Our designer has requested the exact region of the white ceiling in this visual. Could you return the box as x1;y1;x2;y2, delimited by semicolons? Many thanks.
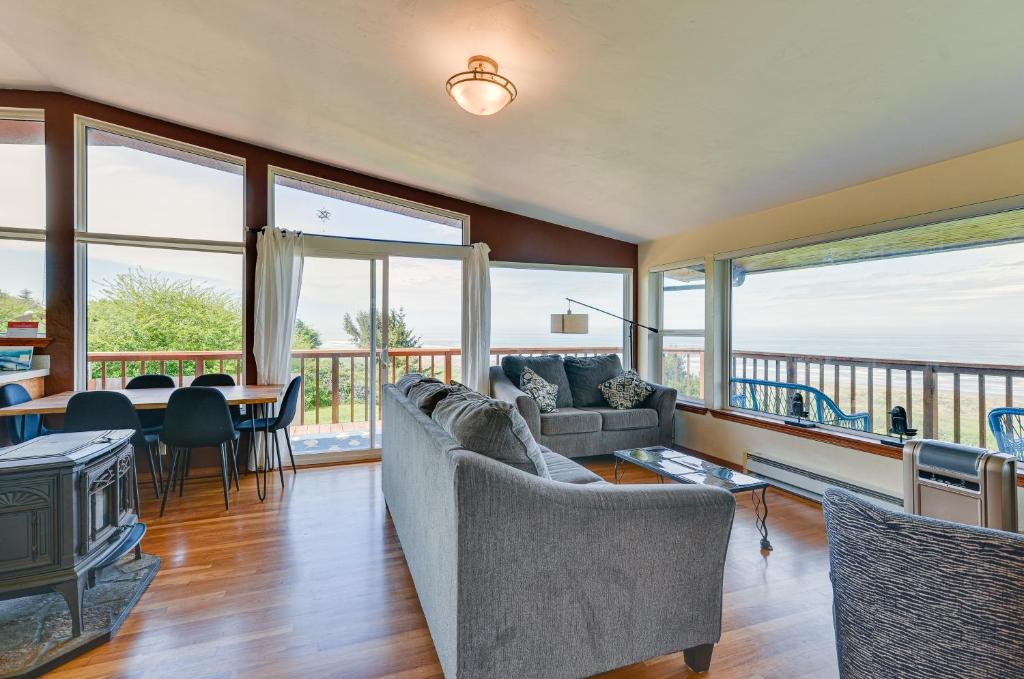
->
2;0;1024;243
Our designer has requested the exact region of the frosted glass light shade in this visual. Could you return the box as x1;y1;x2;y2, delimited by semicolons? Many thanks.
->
446;56;517;116
550;312;589;334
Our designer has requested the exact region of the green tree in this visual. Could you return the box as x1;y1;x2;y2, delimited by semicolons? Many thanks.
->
342;307;421;348
87;269;322;381
88;269;244;352
0;289;44;328
292;318;322;349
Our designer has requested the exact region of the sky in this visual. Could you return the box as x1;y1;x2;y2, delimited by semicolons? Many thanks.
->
1;133;1022;364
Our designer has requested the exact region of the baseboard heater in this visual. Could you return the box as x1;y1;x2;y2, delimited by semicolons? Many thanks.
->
745;452;903;511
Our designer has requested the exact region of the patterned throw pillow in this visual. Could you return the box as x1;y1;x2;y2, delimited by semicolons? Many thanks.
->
520;366;559;413
598;370;655;409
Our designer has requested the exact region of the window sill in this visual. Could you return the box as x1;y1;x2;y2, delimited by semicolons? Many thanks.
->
710;409;1024;488
675;401;708;415
709;408;906;460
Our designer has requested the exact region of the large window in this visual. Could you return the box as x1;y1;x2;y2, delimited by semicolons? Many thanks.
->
729;207;1024;449
271;168;466;245
0;111;46;333
490;264;630;364
78;119;245;389
651;264;705;403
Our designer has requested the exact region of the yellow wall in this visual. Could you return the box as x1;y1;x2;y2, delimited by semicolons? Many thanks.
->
640;136;1024;495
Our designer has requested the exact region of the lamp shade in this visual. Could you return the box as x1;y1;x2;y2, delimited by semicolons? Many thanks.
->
446;56;517;116
550;312;589;334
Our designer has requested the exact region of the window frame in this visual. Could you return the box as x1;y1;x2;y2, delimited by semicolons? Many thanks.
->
73;116;247;389
713;195;1024;443
648;259;707;405
268;165;471;247
0;108;47;335
490;260;634;366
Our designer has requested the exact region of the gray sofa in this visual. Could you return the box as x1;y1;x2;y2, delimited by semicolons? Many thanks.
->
382;383;735;679
489;354;677;458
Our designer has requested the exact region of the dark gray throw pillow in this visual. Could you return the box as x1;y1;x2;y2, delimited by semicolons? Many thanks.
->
501;354;573;409
432;391;550;478
563;354;623;406
407;380;453;415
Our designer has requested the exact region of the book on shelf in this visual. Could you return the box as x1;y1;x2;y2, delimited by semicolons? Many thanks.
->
5;321;39;338
0;347;33;371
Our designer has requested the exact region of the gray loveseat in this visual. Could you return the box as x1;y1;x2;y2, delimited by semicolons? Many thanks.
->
489;354;677;458
382;383;735;679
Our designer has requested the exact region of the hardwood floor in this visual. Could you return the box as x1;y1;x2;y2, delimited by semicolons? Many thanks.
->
50;459;838;678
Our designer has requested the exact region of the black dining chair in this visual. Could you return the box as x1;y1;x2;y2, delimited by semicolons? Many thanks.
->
0;383;55;444
125;374;175;494
191;373;243;423
159;387;239;516
63;390;149;506
237;375;302;484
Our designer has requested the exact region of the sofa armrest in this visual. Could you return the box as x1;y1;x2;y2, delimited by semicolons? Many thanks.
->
489;365;541;435
644;382;678;443
451;452;735;677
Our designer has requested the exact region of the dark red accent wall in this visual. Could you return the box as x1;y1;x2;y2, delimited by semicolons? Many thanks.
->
0;90;638;392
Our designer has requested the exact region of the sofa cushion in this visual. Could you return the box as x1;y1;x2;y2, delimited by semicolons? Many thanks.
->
599;370;655;409
501;354;574;409
563;354;623;406
539;408;602;436
582;406;659;431
520;367;559;413
541;449;604;484
432;391;550;478
407;380;453;415
395;373;442;396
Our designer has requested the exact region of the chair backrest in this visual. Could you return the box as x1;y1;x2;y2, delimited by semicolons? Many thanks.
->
989;407;1024;459
730;378;871;431
272;376;303;430
191;373;235;387
0;383;42;444
822;487;1024;678
63;390;147;450
160;386;235;448
125;374;175;430
125;374;176;390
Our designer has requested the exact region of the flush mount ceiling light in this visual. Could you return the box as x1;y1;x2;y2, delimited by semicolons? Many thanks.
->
446;55;517;116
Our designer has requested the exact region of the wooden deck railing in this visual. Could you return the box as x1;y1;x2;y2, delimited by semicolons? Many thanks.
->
87;346;619;429
88;346;1021;448
662;348;1022;448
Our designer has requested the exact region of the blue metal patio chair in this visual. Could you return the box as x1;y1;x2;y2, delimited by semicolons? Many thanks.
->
989;407;1024;459
730;377;871;431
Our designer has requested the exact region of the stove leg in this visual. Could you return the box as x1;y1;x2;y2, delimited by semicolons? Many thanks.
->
55;575;86;638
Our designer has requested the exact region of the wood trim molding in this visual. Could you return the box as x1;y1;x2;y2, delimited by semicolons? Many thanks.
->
0;337;51;348
709;408;904;460
676;401;709;415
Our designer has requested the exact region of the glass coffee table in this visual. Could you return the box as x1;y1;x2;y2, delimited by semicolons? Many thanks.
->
613;446;773;551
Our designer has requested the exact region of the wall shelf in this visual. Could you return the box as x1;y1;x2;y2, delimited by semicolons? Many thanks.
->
0;337;51;349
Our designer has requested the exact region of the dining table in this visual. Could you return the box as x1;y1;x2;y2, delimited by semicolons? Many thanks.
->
0;384;287;501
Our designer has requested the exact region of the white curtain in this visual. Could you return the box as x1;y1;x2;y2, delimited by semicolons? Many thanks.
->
254;227;304;384
462;242;491;393
253;227;304;463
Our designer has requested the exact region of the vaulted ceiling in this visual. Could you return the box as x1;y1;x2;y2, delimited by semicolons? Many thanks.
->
2;1;1024;243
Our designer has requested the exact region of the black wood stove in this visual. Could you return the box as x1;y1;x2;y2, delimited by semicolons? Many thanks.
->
0;429;146;636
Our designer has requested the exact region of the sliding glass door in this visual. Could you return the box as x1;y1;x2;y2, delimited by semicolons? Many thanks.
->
288;250;464;464
289;255;381;462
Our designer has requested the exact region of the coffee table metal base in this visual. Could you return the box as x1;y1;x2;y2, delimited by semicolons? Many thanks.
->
613;446;773;552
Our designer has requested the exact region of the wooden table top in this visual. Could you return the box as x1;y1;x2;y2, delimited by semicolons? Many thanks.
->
0;384;285;416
